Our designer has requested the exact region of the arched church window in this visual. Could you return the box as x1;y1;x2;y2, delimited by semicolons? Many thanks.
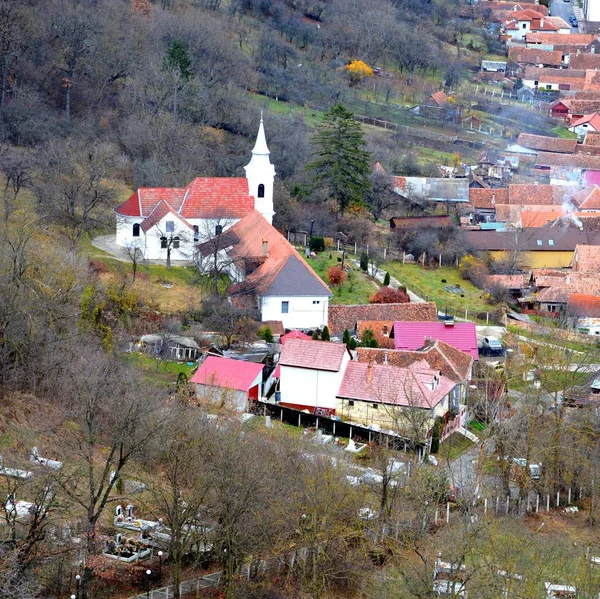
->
215;225;223;236
257;184;265;198
160;237;168;249
132;223;140;237
173;236;180;249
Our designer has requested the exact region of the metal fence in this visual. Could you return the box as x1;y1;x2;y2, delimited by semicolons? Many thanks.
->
127;571;221;599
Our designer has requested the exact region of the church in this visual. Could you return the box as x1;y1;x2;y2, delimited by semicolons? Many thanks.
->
114;117;276;260
114;118;332;329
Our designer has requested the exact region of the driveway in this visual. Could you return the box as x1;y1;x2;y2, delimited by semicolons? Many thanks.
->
91;235;194;266
550;0;579;31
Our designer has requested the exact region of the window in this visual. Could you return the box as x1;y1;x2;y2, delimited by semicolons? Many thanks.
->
193;225;199;241
522;23;527;28
371;403;378;409
382;325;389;337
548;239;554;246
257;184;265;198
173;236;180;249
132;223;140;237
160;236;168;249
165;221;174;233
546;85;552;91
312;300;320;305
215;224;223;236
281;301;289;314
536;239;542;246
348;400;354;407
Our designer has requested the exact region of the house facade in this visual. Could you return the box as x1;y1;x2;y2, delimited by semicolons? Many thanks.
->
278;339;350;415
114;118;276;261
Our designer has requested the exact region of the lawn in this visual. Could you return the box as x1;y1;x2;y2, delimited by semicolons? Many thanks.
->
123;352;196;386
308;251;379;305
550;127;578;139
384;262;498;321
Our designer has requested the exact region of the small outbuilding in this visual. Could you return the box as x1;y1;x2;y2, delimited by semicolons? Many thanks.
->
191;356;264;412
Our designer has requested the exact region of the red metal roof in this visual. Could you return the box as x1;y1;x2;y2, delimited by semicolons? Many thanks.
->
280;330;312;345
279;339;348;372
140;200;194;233
190;356;263;391
393;321;479;360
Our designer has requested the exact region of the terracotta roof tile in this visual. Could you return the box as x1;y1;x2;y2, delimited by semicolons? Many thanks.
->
140;200;193;233
568;293;600;317
570;112;600;130
337;360;455;409
328;302;438;336
279;339;348;371
508;47;563;66
535;152;600;169
469;188;508;208
485;274;529;288
507;183;569;205
570;55;600;71
572;244;600;272
390;216;453;229
515;133;577;154
356;321;396;349
520;209;565;227
356;340;473;383
526;33;595;46
430;91;449;106
572;186;600;210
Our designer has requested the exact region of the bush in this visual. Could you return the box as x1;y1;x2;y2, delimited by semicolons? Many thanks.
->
383;271;390;286
342;329;351;345
458;254;489;288
327;265;347;287
360;328;378;348
312;330;319;340
321;325;330;341
359;252;368;272
258;326;273;343
309;236;325;253
349;337;357;350
370;286;410;304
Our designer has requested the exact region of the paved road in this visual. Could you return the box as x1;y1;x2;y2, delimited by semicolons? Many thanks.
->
550;0;578;32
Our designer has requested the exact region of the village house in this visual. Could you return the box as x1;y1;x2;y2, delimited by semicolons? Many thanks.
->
196;210;331;329
411;91;462;123
502;9;570;40
336;360;459;435
191;356;264;412
522;66;587;92
568;112;600;137
327;302;438;339
393;320;479;360
572;188;600;213
549;98;600;123
525;32;596;51
468;188;509;223
567;293;600;335
533;151;600;185
480;60;508;80
277;339;350;416
508;47;564;70
138;334;200;361
569;53;600;71
113;117;276;260
392;177;470;204
505;133;577;156
474;151;519;185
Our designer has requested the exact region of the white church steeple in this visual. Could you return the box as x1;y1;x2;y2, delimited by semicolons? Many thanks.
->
244;112;276;224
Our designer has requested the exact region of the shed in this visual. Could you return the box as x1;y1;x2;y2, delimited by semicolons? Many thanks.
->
139;334;200;361
191;356;264;412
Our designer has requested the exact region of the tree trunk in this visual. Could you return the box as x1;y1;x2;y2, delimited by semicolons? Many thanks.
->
1;53;9;106
167;246;171;270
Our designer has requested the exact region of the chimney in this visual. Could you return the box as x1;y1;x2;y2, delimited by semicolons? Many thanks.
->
383;350;388;365
262;240;268;255
367;362;373;384
444;319;455;327
566;275;571;284
540;17;544;27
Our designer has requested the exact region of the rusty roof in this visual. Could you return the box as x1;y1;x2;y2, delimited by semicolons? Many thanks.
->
279;339;348;372
515;133;577;154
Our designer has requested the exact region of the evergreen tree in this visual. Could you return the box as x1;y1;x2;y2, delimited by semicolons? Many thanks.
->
321;325;330;341
312;330;320;340
360;328;378;348
342;328;351;346
383;271;390;286
308;104;371;212
165;39;192;81
348;337;357;350
359;252;368;272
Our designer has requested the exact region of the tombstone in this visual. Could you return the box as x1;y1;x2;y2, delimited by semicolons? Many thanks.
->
115;505;123;519
115;533;122;546
0;456;3;469
265;415;272;429
346;439;357;452
126;504;134;519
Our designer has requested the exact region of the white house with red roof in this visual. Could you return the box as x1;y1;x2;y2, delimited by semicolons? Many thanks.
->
191;355;264;412
114;117;275;260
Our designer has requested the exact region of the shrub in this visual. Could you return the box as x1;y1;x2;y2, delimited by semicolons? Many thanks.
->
349;337;357;350
359;252;368;271
458;254;489;288
258;326;273;343
342;328;351;345
309;236;325;253
383;271;390;286
360;328;378;348
370;286;410;304
321;325;330;341
312;330;320;340
327;265;347;287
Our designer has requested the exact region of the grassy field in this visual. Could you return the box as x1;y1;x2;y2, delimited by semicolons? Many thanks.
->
550;127;578;139
384;262;497;319
308;251;379;305
123;352;196;386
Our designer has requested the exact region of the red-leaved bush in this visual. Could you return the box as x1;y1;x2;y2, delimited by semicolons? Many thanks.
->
327;266;347;286
369;286;410;304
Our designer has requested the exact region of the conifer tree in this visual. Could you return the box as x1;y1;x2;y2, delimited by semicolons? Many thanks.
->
308;104;371;212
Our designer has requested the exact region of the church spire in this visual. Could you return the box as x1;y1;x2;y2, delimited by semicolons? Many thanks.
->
251;110;270;156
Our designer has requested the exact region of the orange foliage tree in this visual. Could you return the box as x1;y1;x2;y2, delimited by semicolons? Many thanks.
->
370;286;409;304
327;266;348;287
345;60;374;85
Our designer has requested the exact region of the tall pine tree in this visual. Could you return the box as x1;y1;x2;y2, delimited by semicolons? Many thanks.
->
308;104;371;212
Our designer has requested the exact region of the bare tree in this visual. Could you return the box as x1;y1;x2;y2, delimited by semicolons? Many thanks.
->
124;239;144;282
154;223;190;270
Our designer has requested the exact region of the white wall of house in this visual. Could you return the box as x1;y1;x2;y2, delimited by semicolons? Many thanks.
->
279;351;350;412
569;122;600;137
506;20;530;40
576;317;600;336
523;78;561;91
260;295;329;329
584;0;600;22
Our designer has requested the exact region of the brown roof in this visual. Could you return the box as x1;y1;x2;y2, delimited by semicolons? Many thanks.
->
516;133;577;154
526;33;595;46
572;244;600;272
206;211;330;298
570;55;600;71
337;360;456;409
507;183;569;205
584;132;600;147
520;209;565;227
469;188;508;209
261;320;285;336
508;47;562;66
485;274;529;289
556;99;600;116
430;91;449;106
568;293;600;317
357;341;473;383
279;339;348;372
390;215;453;229
536;286;569;304
328;302;438;336
535;152;600;170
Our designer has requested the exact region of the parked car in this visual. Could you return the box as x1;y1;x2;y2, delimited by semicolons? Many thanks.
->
512;458;542;480
482;336;503;351
572;20;578;27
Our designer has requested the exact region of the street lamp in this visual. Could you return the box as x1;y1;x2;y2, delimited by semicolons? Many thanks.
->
157;550;163;581
146;569;152;599
71;595;76;599
309;219;314;246
75;574;81;599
